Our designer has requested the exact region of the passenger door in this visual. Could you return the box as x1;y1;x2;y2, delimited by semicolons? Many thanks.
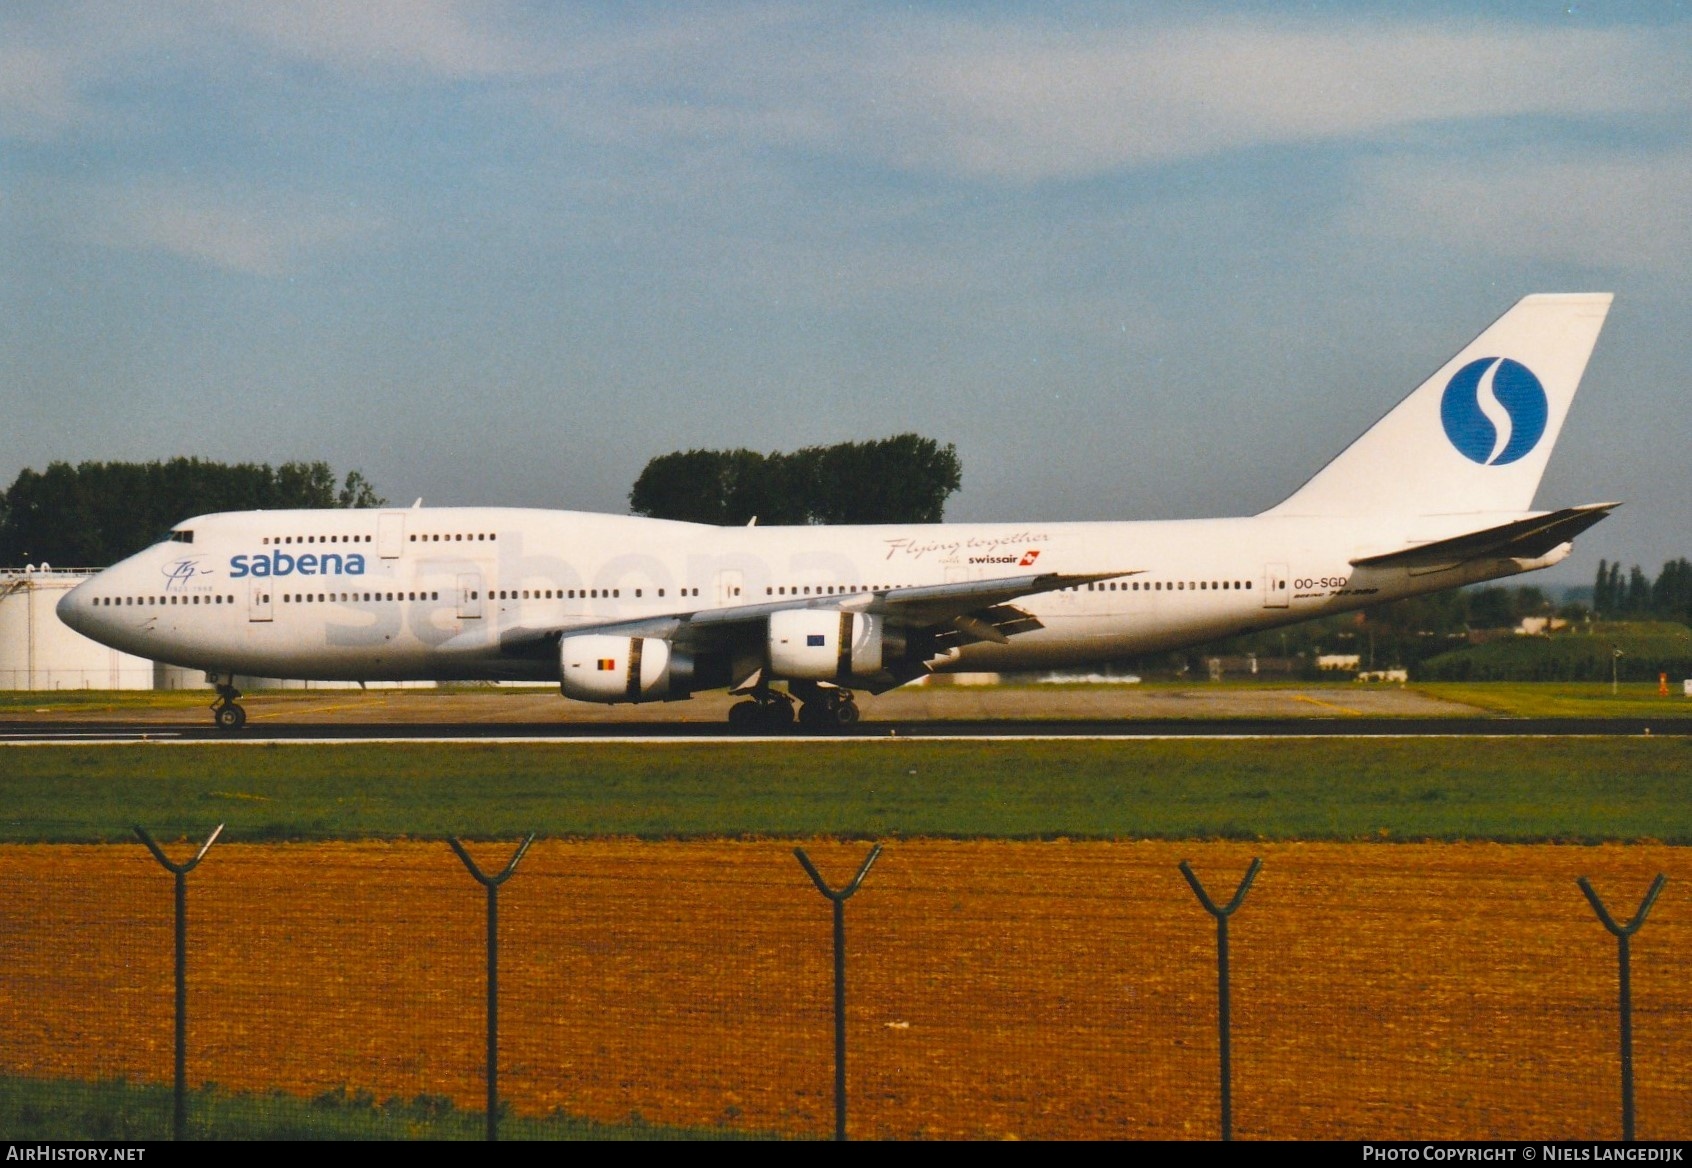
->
378;512;407;559
248;579;273;622
714;569;744;607
457;573;483;619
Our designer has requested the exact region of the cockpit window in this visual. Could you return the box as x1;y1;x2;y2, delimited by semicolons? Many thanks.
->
167;530;194;544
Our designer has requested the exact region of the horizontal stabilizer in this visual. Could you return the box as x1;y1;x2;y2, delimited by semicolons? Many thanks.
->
1350;503;1618;570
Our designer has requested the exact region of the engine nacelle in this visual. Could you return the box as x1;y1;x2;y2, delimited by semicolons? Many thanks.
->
560;634;692;703
767;609;884;681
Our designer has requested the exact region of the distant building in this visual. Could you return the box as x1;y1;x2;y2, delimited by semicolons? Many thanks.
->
1317;654;1361;671
1356;669;1410;683
0;568;153;689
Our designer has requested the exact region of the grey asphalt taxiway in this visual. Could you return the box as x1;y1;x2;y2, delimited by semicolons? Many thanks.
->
3;685;1689;742
3;717;1690;744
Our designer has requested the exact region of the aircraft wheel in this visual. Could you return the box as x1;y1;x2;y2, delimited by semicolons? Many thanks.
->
758;699;795;731
215;703;247;731
831;699;860;727
728;701;759;730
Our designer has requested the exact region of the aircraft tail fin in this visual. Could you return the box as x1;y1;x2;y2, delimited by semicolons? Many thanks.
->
1263;293;1612;518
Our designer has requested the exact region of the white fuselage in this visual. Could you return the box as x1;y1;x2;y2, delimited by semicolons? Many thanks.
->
56;505;1556;686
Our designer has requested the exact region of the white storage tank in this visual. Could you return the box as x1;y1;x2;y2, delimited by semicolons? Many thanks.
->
0;568;154;689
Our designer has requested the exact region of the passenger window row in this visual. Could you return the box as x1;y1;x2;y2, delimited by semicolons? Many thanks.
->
262;535;372;545
765;584;887;596
410;533;496;543
1087;580;1254;592
93;583;925;609
283;591;440;603
477;587;703;600
95;595;233;606
485;589;625;600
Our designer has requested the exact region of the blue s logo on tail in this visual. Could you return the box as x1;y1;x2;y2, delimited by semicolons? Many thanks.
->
1440;357;1548;465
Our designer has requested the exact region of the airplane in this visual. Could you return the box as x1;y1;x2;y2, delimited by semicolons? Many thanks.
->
58;293;1615;732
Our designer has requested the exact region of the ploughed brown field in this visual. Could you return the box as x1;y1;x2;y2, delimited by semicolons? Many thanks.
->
2;840;1688;1140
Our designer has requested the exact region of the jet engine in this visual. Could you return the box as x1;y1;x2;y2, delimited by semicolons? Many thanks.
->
767;609;886;681
560;634;692;703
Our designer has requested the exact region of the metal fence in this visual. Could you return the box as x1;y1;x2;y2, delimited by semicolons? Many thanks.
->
0;837;1686;1141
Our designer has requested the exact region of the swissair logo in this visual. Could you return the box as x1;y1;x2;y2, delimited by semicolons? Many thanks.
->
1019;550;1040;567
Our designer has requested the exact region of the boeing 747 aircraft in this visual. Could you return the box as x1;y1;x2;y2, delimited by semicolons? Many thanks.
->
59;293;1615;730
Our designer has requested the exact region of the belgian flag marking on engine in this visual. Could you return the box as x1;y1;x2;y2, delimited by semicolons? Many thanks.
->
597;658;616;671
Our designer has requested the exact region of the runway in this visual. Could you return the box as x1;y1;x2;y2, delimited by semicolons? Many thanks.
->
3;716;1690;744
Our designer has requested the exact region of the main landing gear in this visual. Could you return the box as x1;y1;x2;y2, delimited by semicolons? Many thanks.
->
727;689;795;732
729;680;860;732
209;678;247;731
797;687;860;729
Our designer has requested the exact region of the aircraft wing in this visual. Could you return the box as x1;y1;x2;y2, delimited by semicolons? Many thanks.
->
498;569;1138;662
1349;503;1618;570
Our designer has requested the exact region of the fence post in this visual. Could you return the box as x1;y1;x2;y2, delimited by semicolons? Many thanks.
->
448;833;535;1143
1577;873;1667;1142
134;823;223;1142
794;843;882;1142
1178;857;1261;1142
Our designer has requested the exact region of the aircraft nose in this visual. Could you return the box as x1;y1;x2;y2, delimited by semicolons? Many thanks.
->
56;577;95;635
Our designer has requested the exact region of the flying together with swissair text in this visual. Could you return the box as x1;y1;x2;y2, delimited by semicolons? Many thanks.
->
60;294;1616;730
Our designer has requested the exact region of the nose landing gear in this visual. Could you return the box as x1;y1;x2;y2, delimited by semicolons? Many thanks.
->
209;677;247;731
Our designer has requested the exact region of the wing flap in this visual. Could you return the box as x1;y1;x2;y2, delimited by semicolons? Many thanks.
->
940;604;1044;649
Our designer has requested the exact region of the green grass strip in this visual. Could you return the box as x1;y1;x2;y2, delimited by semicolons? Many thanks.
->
0;1076;777;1141
1411;681;1692;717
1;738;1688;843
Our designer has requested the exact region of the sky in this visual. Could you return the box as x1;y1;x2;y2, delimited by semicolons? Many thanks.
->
3;1;1688;585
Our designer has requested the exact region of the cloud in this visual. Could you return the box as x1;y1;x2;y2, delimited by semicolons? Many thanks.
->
203;0;550;80
0;4;192;141
862;19;1684;181
9;7;1692;282
0;43;88;141
520;10;1689;185
10;5;1687;186
64;179;383;276
0;1;551;142
1347;148;1692;272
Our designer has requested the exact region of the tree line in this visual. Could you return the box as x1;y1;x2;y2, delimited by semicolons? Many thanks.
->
0;459;383;567
0;435;961;568
1592;558;1692;622
628;434;962;526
